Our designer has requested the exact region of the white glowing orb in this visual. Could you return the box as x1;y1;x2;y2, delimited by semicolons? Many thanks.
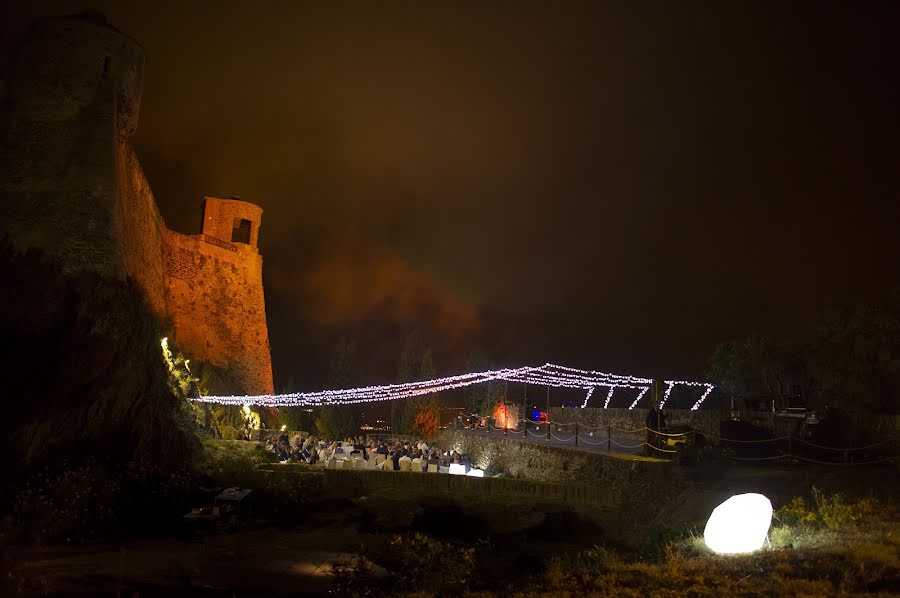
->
704;493;773;554
466;469;484;477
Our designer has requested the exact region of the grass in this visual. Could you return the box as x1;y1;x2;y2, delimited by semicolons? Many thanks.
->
328;489;900;597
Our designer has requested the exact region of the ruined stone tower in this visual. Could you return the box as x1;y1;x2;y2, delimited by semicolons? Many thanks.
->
0;13;274;395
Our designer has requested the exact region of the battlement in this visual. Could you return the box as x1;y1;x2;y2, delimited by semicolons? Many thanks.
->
201;197;263;251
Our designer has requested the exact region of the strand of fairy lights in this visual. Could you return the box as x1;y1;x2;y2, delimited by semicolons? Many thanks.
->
192;362;714;409
628;386;650;410
580;387;595;409
602;386;617;408
658;380;715;410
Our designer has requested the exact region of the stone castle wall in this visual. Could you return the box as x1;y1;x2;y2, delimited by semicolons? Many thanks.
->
0;14;273;395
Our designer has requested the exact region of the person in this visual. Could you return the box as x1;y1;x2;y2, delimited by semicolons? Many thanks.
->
391;448;403;471
308;448;319;465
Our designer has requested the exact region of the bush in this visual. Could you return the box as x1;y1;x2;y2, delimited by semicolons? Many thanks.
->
2;460;194;545
774;487;878;531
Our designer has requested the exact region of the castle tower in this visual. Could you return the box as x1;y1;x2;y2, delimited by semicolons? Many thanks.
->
164;197;274;395
0;13;145;279
201;197;263;250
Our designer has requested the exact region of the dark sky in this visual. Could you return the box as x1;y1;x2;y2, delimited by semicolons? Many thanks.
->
5;1;900;390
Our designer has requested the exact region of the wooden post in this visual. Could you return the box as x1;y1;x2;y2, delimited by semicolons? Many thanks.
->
522;375;528;435
546;386;551;441
503;382;507;437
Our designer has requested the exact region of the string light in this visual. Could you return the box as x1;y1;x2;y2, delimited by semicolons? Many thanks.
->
580;387;595;409
192;362;714;410
602;386;616;408
628;386;649;410
659;380;715;410
690;384;715;410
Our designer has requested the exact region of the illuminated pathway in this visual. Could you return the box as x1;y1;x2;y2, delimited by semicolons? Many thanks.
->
191;362;714;411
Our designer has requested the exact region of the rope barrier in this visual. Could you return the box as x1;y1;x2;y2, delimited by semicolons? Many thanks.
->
458;422;896;465
609;426;649;434
791;455;895;466
644;443;677;454
715;435;791;444
577;436;608;445
646;428;695;438
729;454;788;461
792;437;896;451
609;438;646;449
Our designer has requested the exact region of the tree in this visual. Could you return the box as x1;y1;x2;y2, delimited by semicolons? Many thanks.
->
464;349;492;416
312;337;363;439
391;331;438;435
706;336;804;407
413;398;441;439
807;292;900;412
315;404;360;440
329;337;359;389
276;376;314;432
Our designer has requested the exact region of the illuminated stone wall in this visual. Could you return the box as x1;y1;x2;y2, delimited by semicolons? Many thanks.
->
0;14;274;395
165;212;274;395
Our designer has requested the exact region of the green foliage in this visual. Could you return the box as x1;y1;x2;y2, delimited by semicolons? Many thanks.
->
277;406;314;432
706;289;900;412
637;525;695;561
812;488;877;530
0;244;198;474
3;460;194;544
315;404;360;440
329;337;359;389
807;291;900;412
335;533;476;596
391;331;438;435
775;488;878;532
276;377;315;432
413;398;441;439
706;336;804;402
463;349;494;416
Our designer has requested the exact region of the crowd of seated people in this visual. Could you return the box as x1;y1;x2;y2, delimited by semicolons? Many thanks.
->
258;433;477;473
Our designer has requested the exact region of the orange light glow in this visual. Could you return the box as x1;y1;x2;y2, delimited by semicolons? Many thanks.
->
492;403;518;429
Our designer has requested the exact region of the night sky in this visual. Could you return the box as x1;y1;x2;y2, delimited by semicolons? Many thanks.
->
4;1;899;390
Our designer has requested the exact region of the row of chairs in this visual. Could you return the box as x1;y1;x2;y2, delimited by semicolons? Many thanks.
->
323;457;484;477
323;455;444;473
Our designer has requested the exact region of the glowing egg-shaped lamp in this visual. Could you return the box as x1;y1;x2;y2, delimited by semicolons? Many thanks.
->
465;468;484;477
704;493;773;554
